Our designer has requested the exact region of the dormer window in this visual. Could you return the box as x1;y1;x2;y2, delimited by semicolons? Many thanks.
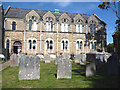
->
12;21;16;30
90;21;96;33
76;19;83;33
61;18;69;32
29;16;37;31
46;17;53;31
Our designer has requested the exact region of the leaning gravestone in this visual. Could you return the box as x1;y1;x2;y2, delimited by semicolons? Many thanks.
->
86;62;96;77
19;55;40;80
57;54;72;79
44;54;51;63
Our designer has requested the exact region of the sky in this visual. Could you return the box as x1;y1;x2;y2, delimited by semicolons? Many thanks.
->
2;2;119;45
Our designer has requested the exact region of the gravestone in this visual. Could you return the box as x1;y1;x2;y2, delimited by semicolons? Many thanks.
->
107;53;119;75
57;55;72;79
44;54;50;63
10;54;18;67
19;55;40;80
55;55;63;65
86;62;96;77
80;53;86;65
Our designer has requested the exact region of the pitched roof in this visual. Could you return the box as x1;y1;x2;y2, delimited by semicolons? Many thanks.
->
4;8;90;20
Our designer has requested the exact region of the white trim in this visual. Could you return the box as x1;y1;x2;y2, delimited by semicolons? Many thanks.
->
76;39;84;50
27;38;37;51
61;39;69;51
45;38;54;51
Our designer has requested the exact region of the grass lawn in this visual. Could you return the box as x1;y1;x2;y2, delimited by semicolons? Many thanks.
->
1;61;119;88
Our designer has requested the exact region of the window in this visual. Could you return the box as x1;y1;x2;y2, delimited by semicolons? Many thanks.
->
80;41;83;49
76;23;83;33
90;42;94;50
28;39;37;50
29;20;32;31
12;21;16;30
61;39;69;50
94;42;96;50
28;40;32;49
50;40;53;50
61;19;69;32
90;21;96;33
76;40;83;50
33;40;36;50
93;24;96;33
33;20;37;31
45;39;53;50
46;17;53;31
6;39;9;49
90;24;92;33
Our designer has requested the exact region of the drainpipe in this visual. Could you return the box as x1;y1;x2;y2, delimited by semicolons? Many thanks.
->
40;21;42;52
24;27;26;53
57;21;58;56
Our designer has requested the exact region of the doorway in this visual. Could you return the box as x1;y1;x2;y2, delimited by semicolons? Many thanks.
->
13;41;22;54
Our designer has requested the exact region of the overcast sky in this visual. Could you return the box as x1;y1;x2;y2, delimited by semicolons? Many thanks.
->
2;2;118;45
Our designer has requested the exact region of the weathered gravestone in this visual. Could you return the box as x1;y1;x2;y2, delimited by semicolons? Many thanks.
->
57;54;72;79
86;62;96;77
44;54;51;63
55;55;63;65
19;55;40;80
10;54;18;67
107;53;119;75
10;53;25;67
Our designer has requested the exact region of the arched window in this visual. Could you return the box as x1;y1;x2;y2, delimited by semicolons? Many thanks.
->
12;21;16;30
6;39;9;49
45;39;54;50
76;40;83;50
33;20;37;31
61;19;68;32
90;24;92;33
93;24;96;33
28;39;37;50
50;40;53;50
28;40;32;49
76;41;79;50
76;19;83;33
29;20;32;31
90;42;94;50
33;40;36;50
90;21;96;33
80;41;83;49
46;17;53;31
46;40;49;49
61;39;69;50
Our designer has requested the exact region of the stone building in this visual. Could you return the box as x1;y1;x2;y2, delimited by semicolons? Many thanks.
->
4;6;107;56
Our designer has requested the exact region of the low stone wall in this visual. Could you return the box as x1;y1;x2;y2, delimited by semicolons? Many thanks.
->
0;60;12;71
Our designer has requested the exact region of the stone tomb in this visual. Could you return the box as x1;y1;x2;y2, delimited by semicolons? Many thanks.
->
19;55;40;80
57;55;72;79
86;62;96;77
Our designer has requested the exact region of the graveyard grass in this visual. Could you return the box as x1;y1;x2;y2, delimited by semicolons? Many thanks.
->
2;61;119;88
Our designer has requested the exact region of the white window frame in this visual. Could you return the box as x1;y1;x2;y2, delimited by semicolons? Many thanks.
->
76;39;84;50
61;39;69;50
27;38;37;50
45;38;54;50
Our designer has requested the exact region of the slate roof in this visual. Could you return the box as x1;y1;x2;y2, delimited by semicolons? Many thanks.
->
4;8;91;20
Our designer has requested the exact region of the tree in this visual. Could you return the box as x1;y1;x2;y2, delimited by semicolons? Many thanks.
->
107;43;114;53
98;2;120;24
